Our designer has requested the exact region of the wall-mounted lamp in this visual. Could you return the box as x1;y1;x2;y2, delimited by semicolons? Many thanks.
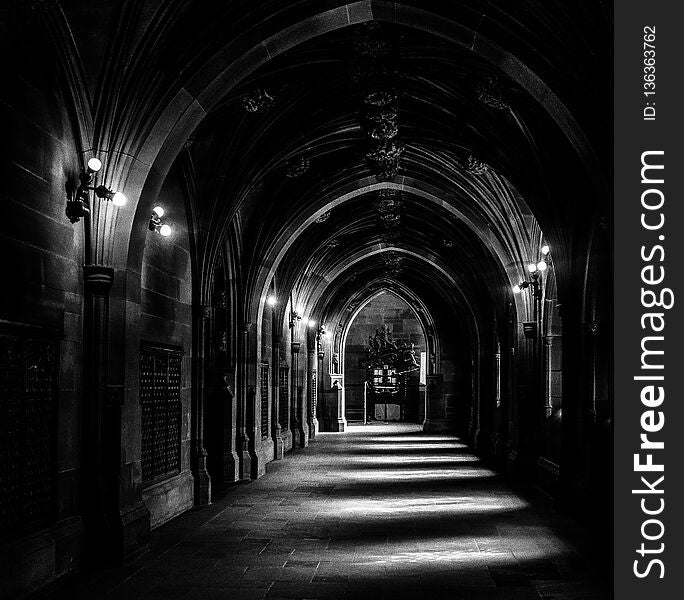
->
66;157;127;224
307;319;317;328
289;308;302;328
513;267;542;298
512;244;551;296
512;244;552;338
315;324;327;346
266;295;278;307
148;206;172;236
316;325;327;343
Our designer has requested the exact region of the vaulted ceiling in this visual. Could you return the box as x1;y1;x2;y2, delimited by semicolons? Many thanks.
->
29;0;610;328
171;11;609;326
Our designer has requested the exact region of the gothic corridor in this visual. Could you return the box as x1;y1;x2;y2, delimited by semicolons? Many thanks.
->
1;2;612;598
49;424;610;600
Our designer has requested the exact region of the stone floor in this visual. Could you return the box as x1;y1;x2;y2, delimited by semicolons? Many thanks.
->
50;424;611;599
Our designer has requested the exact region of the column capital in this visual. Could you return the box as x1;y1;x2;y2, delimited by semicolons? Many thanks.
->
83;264;114;296
586;320;599;336
291;342;301;355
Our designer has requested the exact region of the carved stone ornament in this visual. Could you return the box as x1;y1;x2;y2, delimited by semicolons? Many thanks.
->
353;23;392;57
315;211;332;224
242;89;275;114
367;105;399;124
285;157;311;178
364;90;398;107
379;229;400;243
476;76;510;110
366;139;405;180
383;252;403;275
370;120;399;141
463;155;489;175
215;290;227;309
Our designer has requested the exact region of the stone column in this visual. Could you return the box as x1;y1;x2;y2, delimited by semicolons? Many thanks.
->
308;347;318;438
559;302;585;509
291;342;308;448
81;265;117;564
237;322;252;480
423;373;449;432
192;305;212;505
511;321;540;479
543;336;554;419
290;342;300;445
247;384;265;478
272;334;284;459
586;321;599;425
317;350;325;430
221;375;240;482
323;374;347;432
83;265;150;563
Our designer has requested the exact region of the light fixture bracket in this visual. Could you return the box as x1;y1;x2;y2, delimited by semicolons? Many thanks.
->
66;161;125;224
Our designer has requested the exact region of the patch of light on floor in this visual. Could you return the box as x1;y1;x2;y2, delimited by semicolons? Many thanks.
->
345;467;496;480
359;435;464;444
350;443;463;451
349;454;478;464
333;495;528;515
349;546;556;571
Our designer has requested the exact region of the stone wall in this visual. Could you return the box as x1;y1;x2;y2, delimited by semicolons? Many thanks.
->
139;167;194;529
0;20;84;597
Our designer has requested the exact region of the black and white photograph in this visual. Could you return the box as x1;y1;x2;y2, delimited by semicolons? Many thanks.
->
1;1;644;598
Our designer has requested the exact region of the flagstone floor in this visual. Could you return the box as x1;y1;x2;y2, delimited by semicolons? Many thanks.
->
50;423;611;600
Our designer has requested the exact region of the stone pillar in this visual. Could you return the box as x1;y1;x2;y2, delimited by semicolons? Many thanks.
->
586;321;599;425
247;384;265;479
423;373;449;432
470;354;481;444
290;342;300;445
272;334;284;459
221;375;240;482
192;305;212;505
237;322;252;480
317;350;325;431
322;375;347;432
82;265;149;564
308;347;318;438
81;265;117;564
558;302;585;509
543;336;554;419
511;322;540;479
291;342;308;448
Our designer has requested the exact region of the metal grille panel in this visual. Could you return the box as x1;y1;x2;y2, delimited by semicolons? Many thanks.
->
260;364;269;438
311;370;317;419
278;367;289;430
140;346;182;484
0;333;57;540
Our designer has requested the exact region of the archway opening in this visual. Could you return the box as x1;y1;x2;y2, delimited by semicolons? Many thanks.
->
343;291;427;424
